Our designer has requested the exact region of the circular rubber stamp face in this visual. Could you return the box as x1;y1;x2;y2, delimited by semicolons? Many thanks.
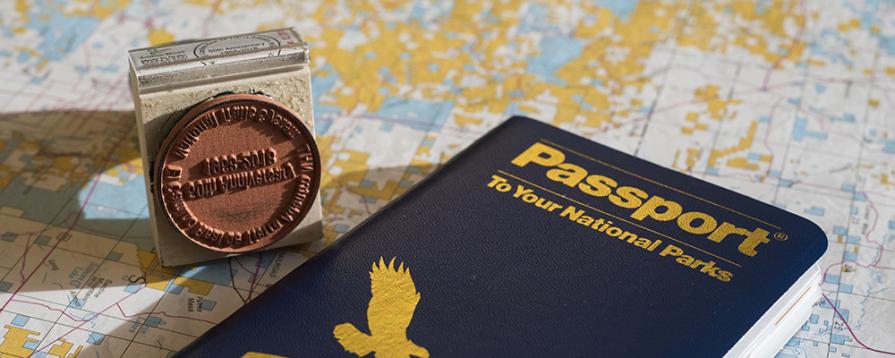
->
154;94;320;253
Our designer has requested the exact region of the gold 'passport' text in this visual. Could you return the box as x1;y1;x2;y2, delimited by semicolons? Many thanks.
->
511;142;773;258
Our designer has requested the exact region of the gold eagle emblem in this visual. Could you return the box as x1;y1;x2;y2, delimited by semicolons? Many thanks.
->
333;257;429;358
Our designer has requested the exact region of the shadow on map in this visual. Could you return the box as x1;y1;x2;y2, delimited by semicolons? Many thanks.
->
78;163;426;356
0;109;429;356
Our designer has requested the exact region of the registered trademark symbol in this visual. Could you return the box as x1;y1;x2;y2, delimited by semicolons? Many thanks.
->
774;232;789;241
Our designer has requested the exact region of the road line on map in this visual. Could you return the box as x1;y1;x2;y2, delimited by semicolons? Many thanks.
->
246;253;263;301
822;29;881;358
18;236;30;281
12;293;203;338
0;164;103;315
0;96;134;355
2;304;179;354
12;298;96;322
228;257;248;304
116;303;219;325
32;284;147;354
822;293;895;355
20;79;140;354
761;0;806;89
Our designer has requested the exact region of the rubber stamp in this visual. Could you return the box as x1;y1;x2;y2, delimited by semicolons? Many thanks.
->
128;28;323;266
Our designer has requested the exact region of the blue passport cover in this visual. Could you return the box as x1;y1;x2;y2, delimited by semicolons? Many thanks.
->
178;116;827;357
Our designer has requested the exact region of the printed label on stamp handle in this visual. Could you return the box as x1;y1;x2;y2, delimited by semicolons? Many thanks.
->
129;28;305;73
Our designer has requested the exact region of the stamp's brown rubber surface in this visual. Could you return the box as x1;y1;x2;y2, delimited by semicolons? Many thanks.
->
154;93;320;253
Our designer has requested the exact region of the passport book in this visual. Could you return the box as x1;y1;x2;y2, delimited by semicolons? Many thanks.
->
178;116;828;357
